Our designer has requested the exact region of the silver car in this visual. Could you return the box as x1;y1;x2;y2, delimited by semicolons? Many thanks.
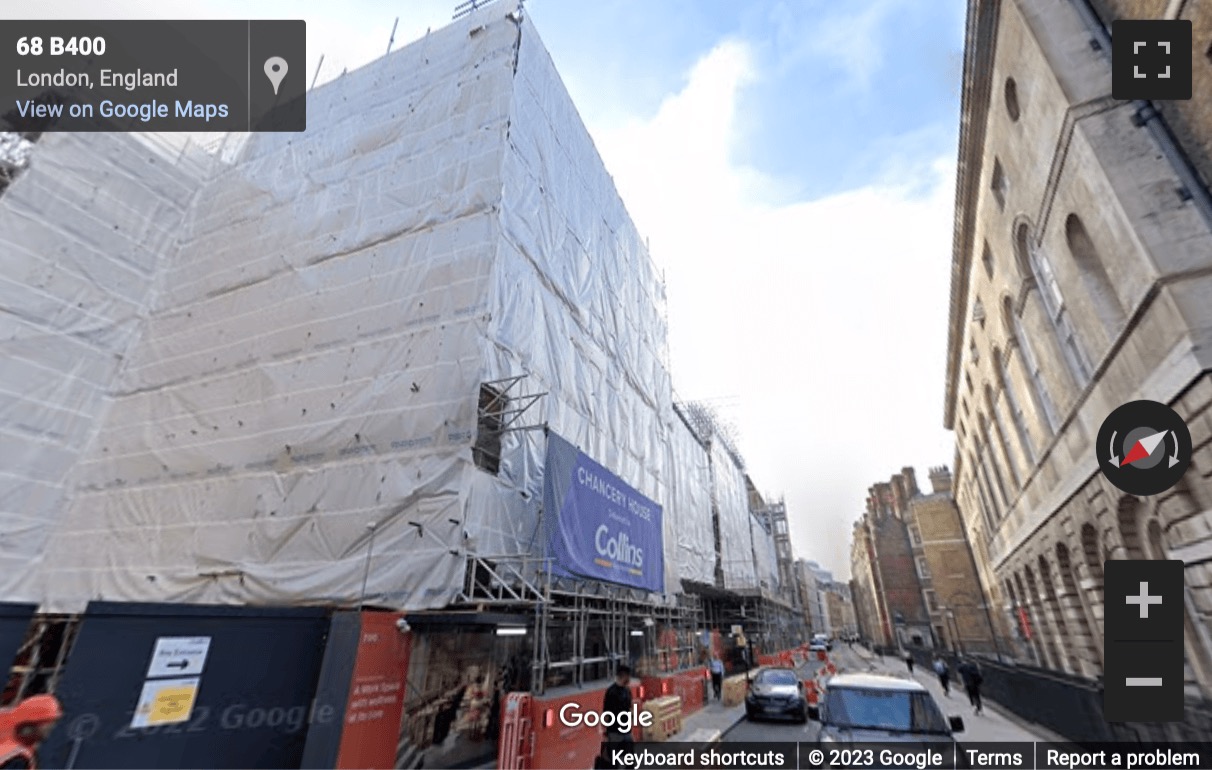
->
808;673;965;742
745;667;809;722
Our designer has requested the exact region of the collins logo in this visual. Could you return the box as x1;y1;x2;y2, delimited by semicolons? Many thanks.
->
594;525;643;570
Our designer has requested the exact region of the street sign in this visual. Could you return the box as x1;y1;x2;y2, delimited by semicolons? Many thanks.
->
146;636;211;678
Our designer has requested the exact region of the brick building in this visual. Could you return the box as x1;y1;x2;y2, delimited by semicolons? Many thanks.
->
850;469;934;650
907;467;999;654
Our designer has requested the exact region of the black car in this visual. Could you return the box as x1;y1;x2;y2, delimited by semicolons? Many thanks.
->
745;667;809;723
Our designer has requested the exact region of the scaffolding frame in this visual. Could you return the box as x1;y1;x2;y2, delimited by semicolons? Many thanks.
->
694;583;804;663
2;614;81;706
454;552;704;694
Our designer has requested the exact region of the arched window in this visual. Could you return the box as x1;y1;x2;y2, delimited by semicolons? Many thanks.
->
1015;223;1092;385
985;383;1022;487
1065;213;1126;337
1002;295;1058;432
978;414;1010;506
982;241;995;280
1080;523;1104;584
994;346;1036;464
970;453;997;531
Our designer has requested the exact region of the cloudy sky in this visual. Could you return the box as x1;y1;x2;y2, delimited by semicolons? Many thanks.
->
24;0;968;578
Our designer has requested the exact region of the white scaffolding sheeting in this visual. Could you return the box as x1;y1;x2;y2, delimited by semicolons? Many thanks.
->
749;511;779;593
666;415;715;587
0;131;216;600
712;441;754;591
0;2;728;614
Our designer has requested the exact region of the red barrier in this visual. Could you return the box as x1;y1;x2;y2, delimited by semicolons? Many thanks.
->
639;669;708;716
500;683;643;770
803;679;819;706
497;693;533;770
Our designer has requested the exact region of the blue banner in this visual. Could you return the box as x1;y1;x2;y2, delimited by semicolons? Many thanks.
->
543;432;664;593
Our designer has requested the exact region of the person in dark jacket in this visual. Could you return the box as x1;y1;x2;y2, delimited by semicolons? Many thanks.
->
601;665;634;766
958;657;984;714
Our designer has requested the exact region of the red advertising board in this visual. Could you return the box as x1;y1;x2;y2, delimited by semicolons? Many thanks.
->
335;613;412;769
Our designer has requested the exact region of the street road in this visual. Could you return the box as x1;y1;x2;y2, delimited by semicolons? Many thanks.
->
724;644;1057;743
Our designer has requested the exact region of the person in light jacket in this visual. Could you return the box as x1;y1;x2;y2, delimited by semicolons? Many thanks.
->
932;655;951;696
709;655;724;701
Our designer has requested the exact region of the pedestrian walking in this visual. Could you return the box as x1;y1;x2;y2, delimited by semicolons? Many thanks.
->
904;650;914;674
933;655;951;695
600;665;634;768
958;657;984;714
709;655;724;701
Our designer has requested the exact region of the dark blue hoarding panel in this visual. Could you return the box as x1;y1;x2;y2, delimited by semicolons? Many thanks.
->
543;432;664;593
39;602;332;769
298;611;360;769
0;602;36;673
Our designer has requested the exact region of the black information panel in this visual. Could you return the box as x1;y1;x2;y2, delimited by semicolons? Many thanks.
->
0;20;305;132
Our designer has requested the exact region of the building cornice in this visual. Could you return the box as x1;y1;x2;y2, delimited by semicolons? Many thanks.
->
943;0;1001;429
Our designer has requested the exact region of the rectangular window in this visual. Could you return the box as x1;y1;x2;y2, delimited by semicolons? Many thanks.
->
991;158;1008;209
473;383;505;474
916;556;932;580
924;590;939;612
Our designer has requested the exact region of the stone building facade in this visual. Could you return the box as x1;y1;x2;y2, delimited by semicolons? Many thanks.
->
824;583;858;640
907;467;999;653
944;0;1212;730
850;527;884;646
795;559;831;636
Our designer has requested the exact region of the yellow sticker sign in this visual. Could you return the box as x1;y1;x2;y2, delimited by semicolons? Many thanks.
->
132;678;200;728
147;685;198;724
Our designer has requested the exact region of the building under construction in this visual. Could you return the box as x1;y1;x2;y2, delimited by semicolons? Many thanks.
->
0;3;807;768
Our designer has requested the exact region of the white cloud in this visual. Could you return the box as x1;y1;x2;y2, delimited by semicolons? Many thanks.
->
771;0;907;91
590;39;957;578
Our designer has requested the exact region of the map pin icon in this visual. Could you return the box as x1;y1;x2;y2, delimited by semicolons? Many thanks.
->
264;57;288;95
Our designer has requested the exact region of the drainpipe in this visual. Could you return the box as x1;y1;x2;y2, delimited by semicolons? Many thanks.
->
1069;0;1212;232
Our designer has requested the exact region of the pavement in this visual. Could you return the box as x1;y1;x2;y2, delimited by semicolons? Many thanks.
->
845;645;1064;742
676;696;747;744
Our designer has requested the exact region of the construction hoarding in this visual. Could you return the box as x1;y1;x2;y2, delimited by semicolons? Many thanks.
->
37;602;331;769
0;603;35;678
300;611;411;770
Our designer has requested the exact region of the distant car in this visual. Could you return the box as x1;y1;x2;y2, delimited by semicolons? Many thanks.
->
745;666;809;723
808;673;965;744
808;641;828;653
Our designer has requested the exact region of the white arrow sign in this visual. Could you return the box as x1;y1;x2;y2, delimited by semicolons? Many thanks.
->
146;636;211;678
